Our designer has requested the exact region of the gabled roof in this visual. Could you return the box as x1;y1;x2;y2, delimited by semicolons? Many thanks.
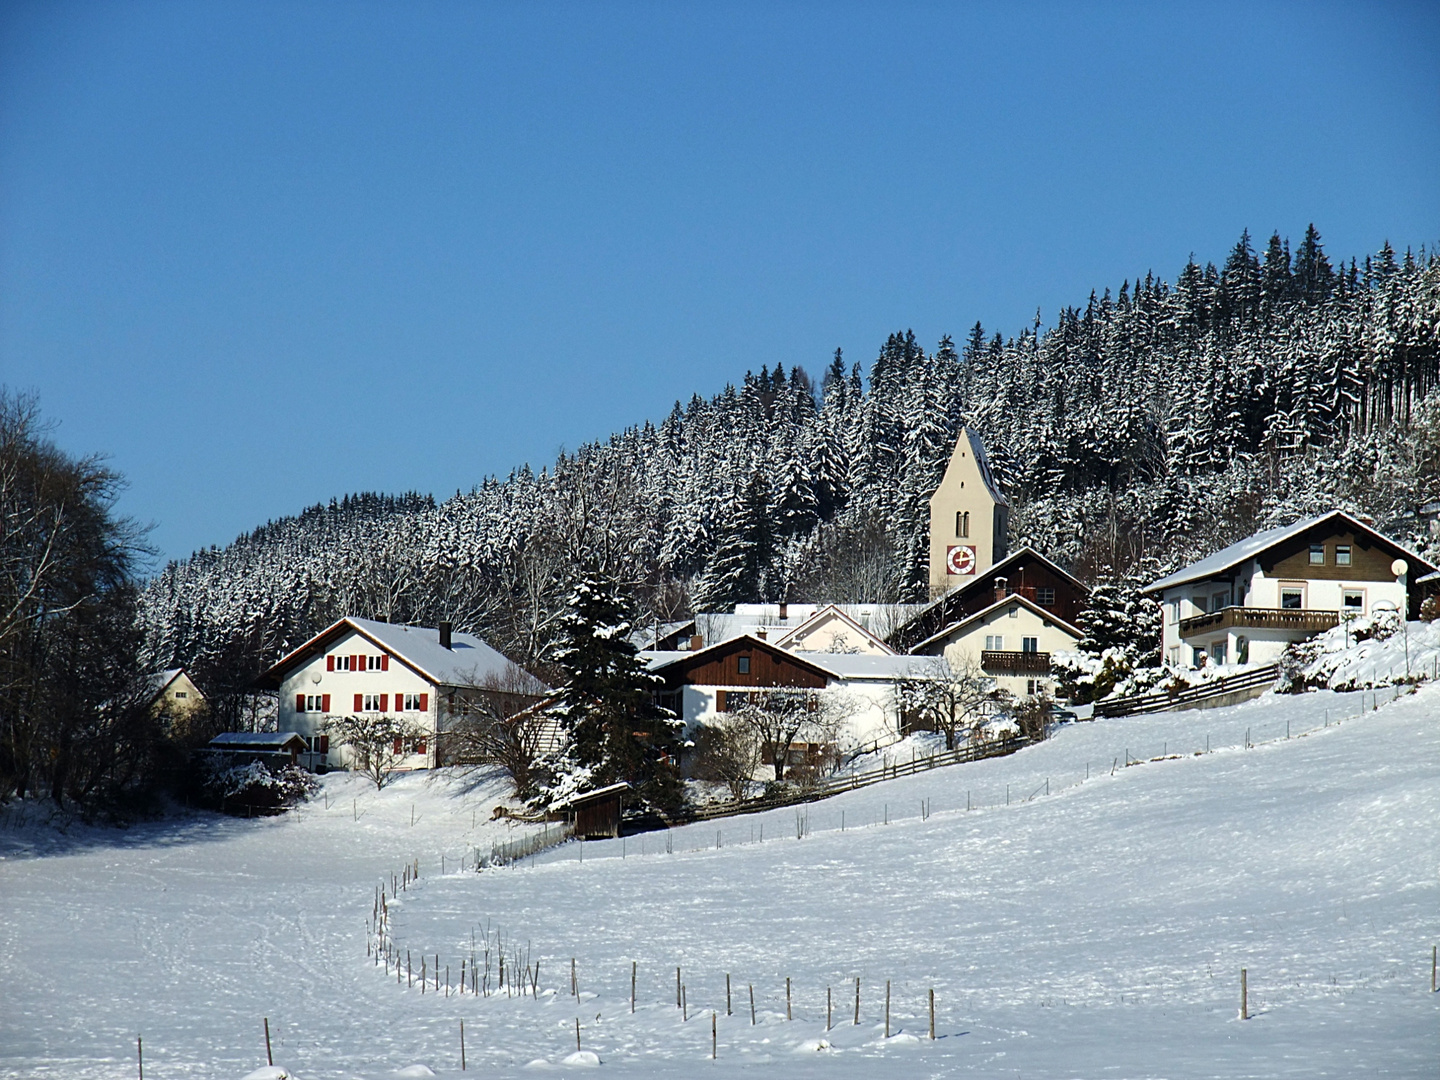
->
891;546;1087;640
771;604;896;655
911;593;1084;653
1143;511;1436;593
962;426;1009;507
256;617;548;693
145;668;200;703
644;634;950;683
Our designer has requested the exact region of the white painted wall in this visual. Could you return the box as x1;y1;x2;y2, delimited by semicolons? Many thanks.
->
679;679;899;755
275;628;439;771
1158;560;1409;669
934;600;1079;699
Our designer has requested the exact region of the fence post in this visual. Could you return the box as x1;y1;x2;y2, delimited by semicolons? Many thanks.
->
1240;968;1248;1020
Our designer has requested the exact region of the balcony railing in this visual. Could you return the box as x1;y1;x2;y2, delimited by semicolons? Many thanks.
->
1178;606;1340;637
981;650;1051;675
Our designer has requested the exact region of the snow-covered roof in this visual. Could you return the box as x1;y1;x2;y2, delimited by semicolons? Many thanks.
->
259;617;549;693
694;603;922;649
964;426;1009;507
911;593;1084;653
145;668;188;699
643;637;949;683
899;546;1085;625
1144;511;1433;594
628;619;695;650
792;651;950;680
209;731;307;750
772;604;896;655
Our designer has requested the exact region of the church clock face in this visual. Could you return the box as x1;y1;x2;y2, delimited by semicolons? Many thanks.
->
946;545;977;575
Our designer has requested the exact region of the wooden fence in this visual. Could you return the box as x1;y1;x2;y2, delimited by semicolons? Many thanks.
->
682;734;1029;823
1093;664;1281;719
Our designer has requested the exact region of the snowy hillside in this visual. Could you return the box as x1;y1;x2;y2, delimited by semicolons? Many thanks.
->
3;678;1436;1079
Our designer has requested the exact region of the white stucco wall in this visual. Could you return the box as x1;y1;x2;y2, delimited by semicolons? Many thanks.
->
1158;560;1409;669
275;628;439;770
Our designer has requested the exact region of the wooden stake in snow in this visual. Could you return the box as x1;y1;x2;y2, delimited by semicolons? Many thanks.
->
460;1020;466;1071
827;986;832;1031
786;976;792;1020
1240;968;1248;1020
676;966;682;1008
571;957;578;997
711;1012;717;1059
726;973;732;1015
575;1018;581;1053
137;1035;143;1080
631;961;637;1013
884;980;891;1038
929;988;935;1039
749;983;756;1025
264;1017;274;1066
1431;945;1436;993
854;977;860;1024
683;984;688;1021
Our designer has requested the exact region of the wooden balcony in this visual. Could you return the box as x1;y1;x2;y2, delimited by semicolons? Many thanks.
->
1178;606;1339;638
981;650;1051;675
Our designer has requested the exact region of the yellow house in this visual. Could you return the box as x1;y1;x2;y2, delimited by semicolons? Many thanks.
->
772;603;895;655
928;427;1009;598
910;593;1082;700
147;668;206;719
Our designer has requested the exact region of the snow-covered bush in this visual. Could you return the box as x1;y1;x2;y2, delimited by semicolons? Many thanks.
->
192;753;316;815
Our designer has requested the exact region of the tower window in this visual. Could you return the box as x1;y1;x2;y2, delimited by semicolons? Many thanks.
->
955;511;970;538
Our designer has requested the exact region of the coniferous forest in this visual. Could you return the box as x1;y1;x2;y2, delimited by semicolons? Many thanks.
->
138;228;1440;695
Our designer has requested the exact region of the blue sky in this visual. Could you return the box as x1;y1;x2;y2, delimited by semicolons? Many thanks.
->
2;2;1437;566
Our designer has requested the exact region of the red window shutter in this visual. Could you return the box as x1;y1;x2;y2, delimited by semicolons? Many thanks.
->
327;655;334;672
716;689;727;712
321;694;330;712
416;739;427;756
354;693;363;712
318;735;329;754
352;654;360;672
381;654;389;671
379;694;388;712
296;693;306;713
418;693;428;712
393;738;403;755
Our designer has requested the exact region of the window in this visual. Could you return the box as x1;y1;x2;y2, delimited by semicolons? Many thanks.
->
1008;605;1018;618
1280;587;1304;610
365;655;388;671
398;693;426;712
1236;636;1249;664
985;634;1005;650
1167;646;1180;666
308;735;330;755
174;691;187;699
1021;637;1038;653
736;655;750;675
1192;646;1206;666
361;694;388;712
1167;600;1180;625
1211;641;1227;665
1212;592;1228;613
1036;587;1055;606
956;511;970;538
1309;544;1325;565
1026;679;1038;695
303;694;329;712
1342;590;1365;613
1191;595;1207;614
1335;545;1352;566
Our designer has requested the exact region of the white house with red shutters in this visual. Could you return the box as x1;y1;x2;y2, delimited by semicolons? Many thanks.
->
256;617;547;772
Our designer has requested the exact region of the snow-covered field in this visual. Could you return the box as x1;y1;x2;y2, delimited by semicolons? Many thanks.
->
2;683;1437;1078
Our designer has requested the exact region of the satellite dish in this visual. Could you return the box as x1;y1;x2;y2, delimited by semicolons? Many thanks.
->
1391;558;1408;577
311;673;322;684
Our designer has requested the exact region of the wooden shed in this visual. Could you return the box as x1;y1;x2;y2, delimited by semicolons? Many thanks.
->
564;782;630;840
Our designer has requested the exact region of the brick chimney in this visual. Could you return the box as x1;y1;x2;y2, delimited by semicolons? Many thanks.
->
995;576;1008;604
438;620;453;650
689;634;704;651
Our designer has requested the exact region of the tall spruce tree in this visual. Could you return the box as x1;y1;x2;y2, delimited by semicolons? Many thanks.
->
550;574;684;812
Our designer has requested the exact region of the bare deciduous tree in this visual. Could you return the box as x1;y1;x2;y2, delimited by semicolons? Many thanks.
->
729;687;859;783
891;657;997;750
325;713;427;789
443;664;552;797
689;714;762;800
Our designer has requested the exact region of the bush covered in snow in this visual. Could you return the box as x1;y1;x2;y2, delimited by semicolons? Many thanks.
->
1279;611;1440;692
191;753;317;816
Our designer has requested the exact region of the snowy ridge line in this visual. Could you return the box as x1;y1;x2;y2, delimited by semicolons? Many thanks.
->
1095;664;1281;718
684;733;1029;823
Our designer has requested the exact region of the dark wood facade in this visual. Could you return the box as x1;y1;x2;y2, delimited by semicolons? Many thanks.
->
1264;526;1415;583
651;635;830;691
891;547;1089;652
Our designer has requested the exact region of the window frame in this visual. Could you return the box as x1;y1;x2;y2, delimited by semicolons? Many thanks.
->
736;655;751;675
1309;543;1326;565
1335;544;1352;567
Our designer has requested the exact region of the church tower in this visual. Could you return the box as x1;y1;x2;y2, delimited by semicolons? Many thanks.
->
928;427;1009;597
